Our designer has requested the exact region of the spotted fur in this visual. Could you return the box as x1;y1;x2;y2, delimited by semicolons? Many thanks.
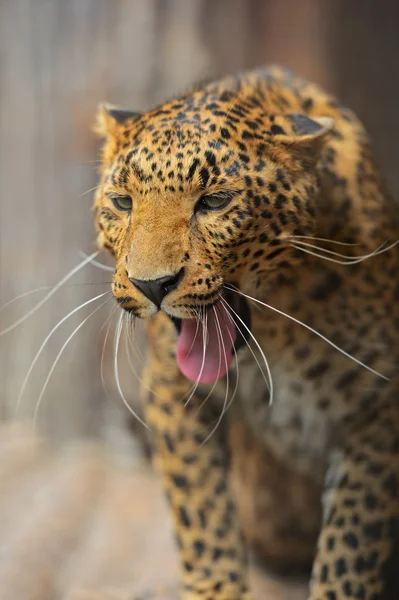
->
93;67;399;599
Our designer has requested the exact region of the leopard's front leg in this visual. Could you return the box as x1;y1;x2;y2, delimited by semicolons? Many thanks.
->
310;402;399;600
142;314;251;600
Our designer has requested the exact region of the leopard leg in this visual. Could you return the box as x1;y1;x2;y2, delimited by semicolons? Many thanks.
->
310;402;399;600
142;314;251;600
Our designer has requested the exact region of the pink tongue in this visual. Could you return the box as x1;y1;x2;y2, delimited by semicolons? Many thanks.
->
176;301;236;384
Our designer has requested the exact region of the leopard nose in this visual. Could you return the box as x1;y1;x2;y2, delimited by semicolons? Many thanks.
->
129;268;184;307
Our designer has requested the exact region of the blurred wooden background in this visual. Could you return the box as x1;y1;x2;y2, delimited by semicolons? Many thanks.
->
1;0;398;445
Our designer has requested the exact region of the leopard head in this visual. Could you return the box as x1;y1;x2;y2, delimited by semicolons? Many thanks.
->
93;88;332;382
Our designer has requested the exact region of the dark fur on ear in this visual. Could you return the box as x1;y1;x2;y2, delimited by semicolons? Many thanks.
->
94;103;142;137
288;113;334;138
271;113;334;142
107;108;142;124
269;113;334;164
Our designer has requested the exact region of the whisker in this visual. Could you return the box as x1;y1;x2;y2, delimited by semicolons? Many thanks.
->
100;305;117;399
99;303;117;335
291;245;358;265
0;282;113;317
184;308;208;407
290;238;396;264
201;305;230;445
186;307;202;358
220;295;273;405
290;235;359;246
225;285;389;382
0;251;100;336
212;299;241;414
0;287;52;314
124;311;199;407
196;307;223;417
166;308;206;407
289;239;379;259
78;184;100;198
14;290;111;419
114;312;150;430
222;310;240;413
33;296;112;428
124;313;157;397
128;313;145;363
125;315;141;376
78;250;115;272
220;296;265;382
204;305;210;346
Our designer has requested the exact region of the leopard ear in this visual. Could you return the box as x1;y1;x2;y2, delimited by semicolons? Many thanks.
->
270;113;334;154
94;103;142;137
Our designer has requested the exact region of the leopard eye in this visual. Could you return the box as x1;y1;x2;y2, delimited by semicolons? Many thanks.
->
196;192;234;212
109;194;132;211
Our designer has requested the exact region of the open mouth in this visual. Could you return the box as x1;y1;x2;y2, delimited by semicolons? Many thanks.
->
171;288;251;384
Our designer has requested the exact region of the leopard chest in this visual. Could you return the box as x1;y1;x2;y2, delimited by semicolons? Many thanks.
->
232;343;333;480
215;304;362;480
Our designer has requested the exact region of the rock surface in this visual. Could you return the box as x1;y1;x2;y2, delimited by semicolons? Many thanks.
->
0;424;307;600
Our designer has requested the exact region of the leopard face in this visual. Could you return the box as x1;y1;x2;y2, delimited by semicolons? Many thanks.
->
94;82;332;382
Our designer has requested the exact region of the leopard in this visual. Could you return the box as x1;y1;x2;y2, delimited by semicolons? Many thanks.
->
93;66;399;600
